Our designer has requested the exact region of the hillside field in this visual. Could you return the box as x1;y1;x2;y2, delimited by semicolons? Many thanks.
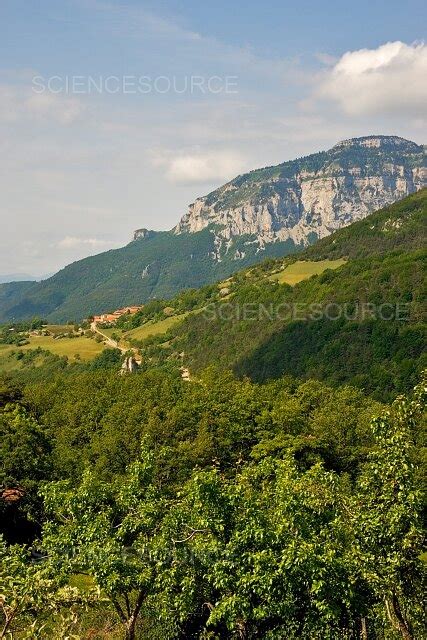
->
123;314;188;342
269;259;347;285
0;334;105;367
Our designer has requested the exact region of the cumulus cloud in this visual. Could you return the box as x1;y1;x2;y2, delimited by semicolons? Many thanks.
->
153;150;248;185
317;41;427;117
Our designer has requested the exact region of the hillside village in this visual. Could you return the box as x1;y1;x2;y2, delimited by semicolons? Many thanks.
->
93;305;143;324
1;1;426;634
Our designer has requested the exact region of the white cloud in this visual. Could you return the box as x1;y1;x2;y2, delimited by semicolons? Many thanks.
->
57;236;117;249
0;84;84;124
26;93;84;124
317;41;427;117
152;149;249;185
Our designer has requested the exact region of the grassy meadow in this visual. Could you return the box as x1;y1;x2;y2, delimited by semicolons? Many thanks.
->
269;258;346;285
123;314;188;342
22;334;105;360
0;333;105;370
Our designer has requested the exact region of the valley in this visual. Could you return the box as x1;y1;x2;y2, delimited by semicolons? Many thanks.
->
0;136;424;324
1;166;426;640
3;6;426;637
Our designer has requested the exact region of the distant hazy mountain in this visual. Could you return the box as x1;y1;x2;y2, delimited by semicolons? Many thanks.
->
0;274;37;284
0;135;424;323
0;273;53;284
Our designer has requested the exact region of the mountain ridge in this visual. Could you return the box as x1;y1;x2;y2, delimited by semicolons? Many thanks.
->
128;188;426;401
174;135;425;251
1;135;425;323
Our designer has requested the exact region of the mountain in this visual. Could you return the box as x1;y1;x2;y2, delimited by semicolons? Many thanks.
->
175;135;425;247
0;230;299;323
0;281;36;311
127;189;427;401
0;274;37;284
0;136;425;323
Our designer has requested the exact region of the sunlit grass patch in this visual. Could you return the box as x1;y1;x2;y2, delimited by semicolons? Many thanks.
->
124;314;188;342
44;324;75;336
20;335;105;360
269;259;346;286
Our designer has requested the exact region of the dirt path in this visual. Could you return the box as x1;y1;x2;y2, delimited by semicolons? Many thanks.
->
90;322;127;353
91;322;190;375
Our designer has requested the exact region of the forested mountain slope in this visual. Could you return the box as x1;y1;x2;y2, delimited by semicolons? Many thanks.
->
123;189;427;400
0;136;424;323
0;228;301;324
1;192;425;639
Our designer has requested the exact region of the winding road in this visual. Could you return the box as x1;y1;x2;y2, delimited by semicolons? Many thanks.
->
90;321;124;350
91;321;190;375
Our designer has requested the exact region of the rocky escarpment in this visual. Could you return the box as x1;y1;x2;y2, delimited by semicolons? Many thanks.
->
133;228;155;241
175;136;426;254
1;136;425;324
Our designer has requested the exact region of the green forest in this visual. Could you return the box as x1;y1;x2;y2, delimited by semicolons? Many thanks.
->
1;368;426;639
122;189;427;402
1;191;426;639
1;137;424;326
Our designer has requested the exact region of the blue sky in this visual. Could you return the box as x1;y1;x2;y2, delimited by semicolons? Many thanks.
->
3;0;426;64
0;0;426;275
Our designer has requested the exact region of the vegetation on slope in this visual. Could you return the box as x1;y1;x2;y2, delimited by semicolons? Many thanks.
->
5;193;420;398
303;186;427;260
0;229;300;324
1;141;424;324
0;320;126;382
0;369;425;638
269;258;346;285
119;190;427;401
0;191;426;639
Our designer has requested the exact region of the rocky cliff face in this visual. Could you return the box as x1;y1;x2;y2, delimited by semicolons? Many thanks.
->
175;136;426;255
133;228;155;241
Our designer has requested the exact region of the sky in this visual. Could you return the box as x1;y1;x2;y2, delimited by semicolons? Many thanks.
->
0;0;426;277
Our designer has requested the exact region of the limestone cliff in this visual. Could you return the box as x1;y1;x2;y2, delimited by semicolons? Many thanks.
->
175;136;426;254
133;228;154;241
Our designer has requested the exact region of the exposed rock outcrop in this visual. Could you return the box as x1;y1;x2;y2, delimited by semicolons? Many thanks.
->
175;136;426;252
133;228;154;241
119;356;139;375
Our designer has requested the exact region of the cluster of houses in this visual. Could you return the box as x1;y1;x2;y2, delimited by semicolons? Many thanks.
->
93;305;143;324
